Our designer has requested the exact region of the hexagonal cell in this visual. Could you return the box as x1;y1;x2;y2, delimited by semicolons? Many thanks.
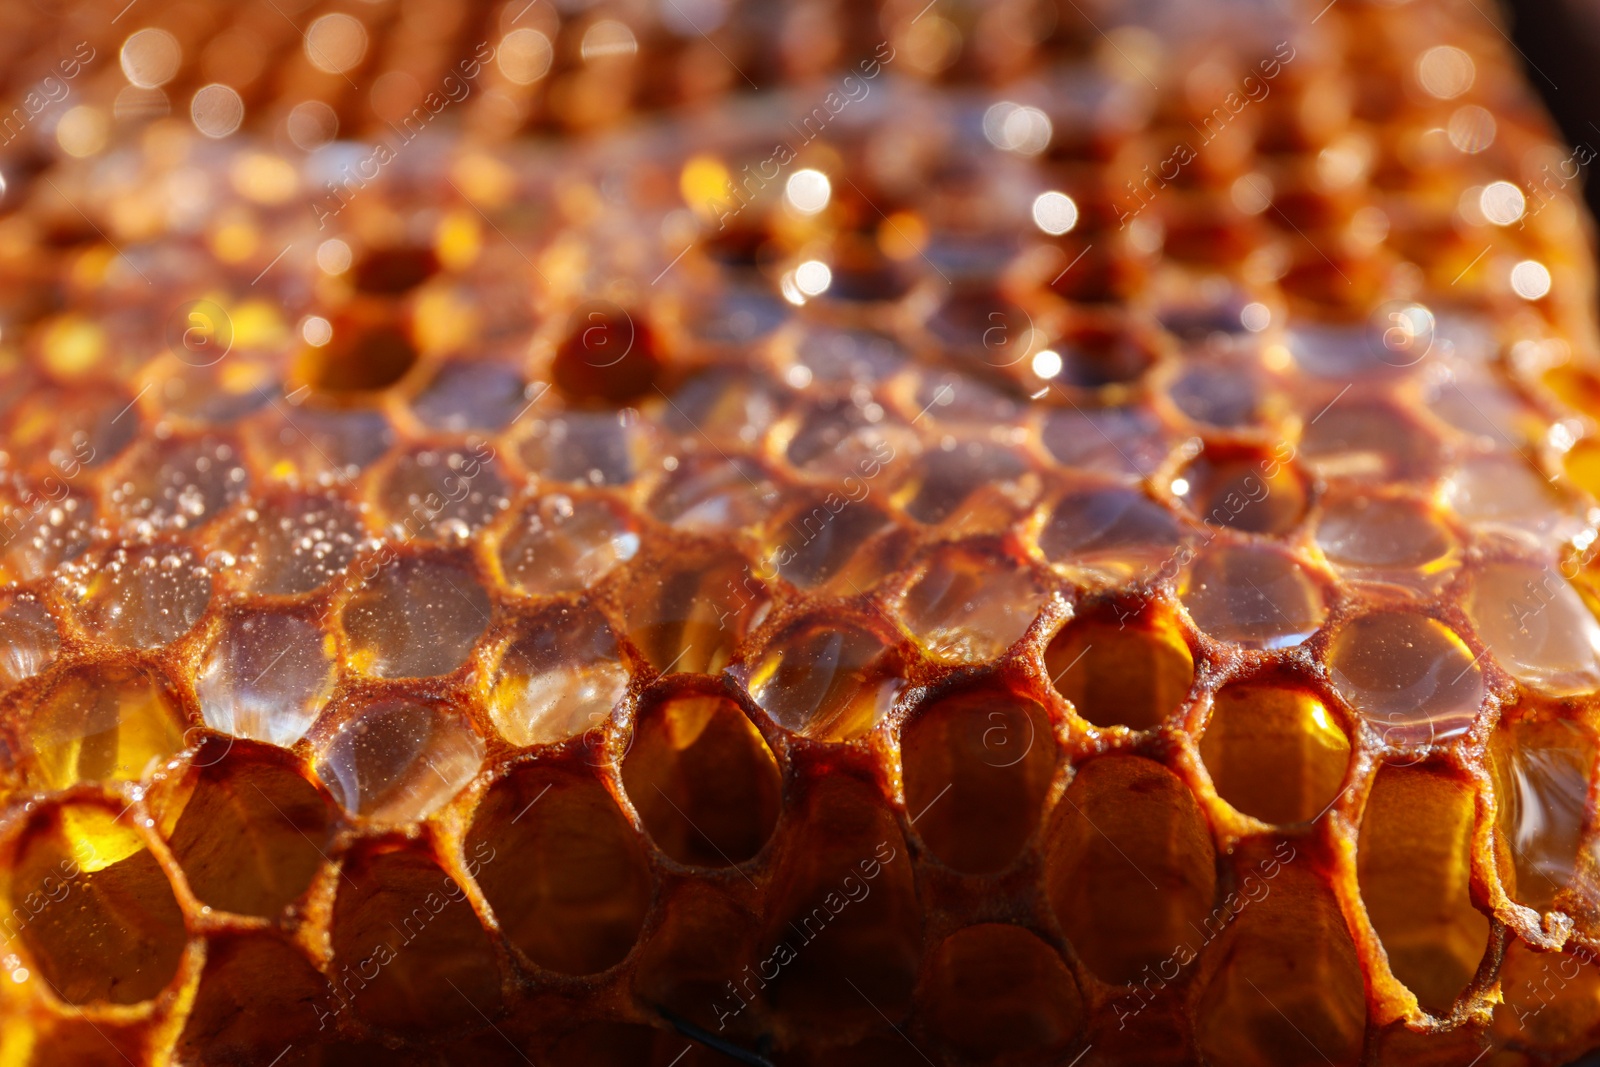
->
793;325;906;385
783;398;911;485
1048;323;1158;388
341;554;492;678
1173;447;1307;535
648;455;782;533
658;370;787;449
9;802;186;1005
761;494;899;593
1194;845;1366;1067
1492;939;1600;1053
158;739;332;917
292;309;418;393
1358;764;1489;1015
24;661;188;789
1046;605;1195;730
468;766;652;975
898;545;1046;664
109;432;247;531
176;931;328;1064
1313;494;1458;594
497;493;640;597
1045;756;1217;985
620;693;781;866
490;604;629;747
1179;543;1327;650
918;925;1085;1062
1491;716;1595;911
412;359;531;433
1444;454;1585;540
374;443;511;541
1464;561;1600;697
518;411;647;487
67;541;214;648
246;404;394;481
759;775;921;1031
1167;360;1274;429
551;303;661;405
328;842;501;1034
895;442;1031;527
1038;485;1182;580
901;682;1057;873
0;489;95;583
1298;398;1442;482
3;384;138;474
1328;612;1485;747
1040;404;1169;480
196;610;336;747
0;592;59;693
222;492;366;596
315;697;484;823
1200;681;1349;823
619;547;769;675
745;614;902;741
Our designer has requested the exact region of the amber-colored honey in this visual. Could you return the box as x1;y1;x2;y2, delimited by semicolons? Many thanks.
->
2;0;1600;1064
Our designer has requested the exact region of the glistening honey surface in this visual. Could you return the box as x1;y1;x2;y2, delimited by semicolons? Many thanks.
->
2;0;1600;1064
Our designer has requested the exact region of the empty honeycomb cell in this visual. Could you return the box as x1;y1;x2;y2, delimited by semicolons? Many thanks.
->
3;385;136;475
1167;360;1275;429
1298;399;1443;482
1173;447;1308;535
468;766;651;975
897;544;1046;664
328;842;502;1034
620;693;781;866
1200;681;1350;824
1179;543;1328;649
157;739;332;917
1313;494;1459;593
0;592;59;693
1045;756;1218;985
900;682;1056;874
67;542;214;648
1465;561;1600;696
314;696;484;823
517;412;645;487
340;554;492;678
631;879;760;1029
917;924;1085;1063
292;310;418;393
1358;763;1490;1015
551;303;662;405
195;610;337;747
1051;323;1159;388
1491;715;1595;911
497;493;640;597
490;603;630;747
1193;847;1366;1067
744;614;903;741
9;802;186;1005
782;401;912;487
619;548;769;675
757;773;921;1036
351;244;439;295
221;493;366;596
109;433;247;532
248;405;395;482
1045;605;1195;730
24;661;187;789
649;456;782;532
1038;485;1182;580
374;444;512;541
175;931;327;1063
1328;612;1485;746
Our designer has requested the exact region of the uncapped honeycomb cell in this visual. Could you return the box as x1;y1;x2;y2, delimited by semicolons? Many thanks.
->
6;0;1600;1063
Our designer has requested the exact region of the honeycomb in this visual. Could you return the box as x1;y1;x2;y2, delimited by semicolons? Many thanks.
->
3;0;1600;1063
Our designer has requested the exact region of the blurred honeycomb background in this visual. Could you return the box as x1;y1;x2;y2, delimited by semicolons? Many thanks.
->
3;0;1600;1064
